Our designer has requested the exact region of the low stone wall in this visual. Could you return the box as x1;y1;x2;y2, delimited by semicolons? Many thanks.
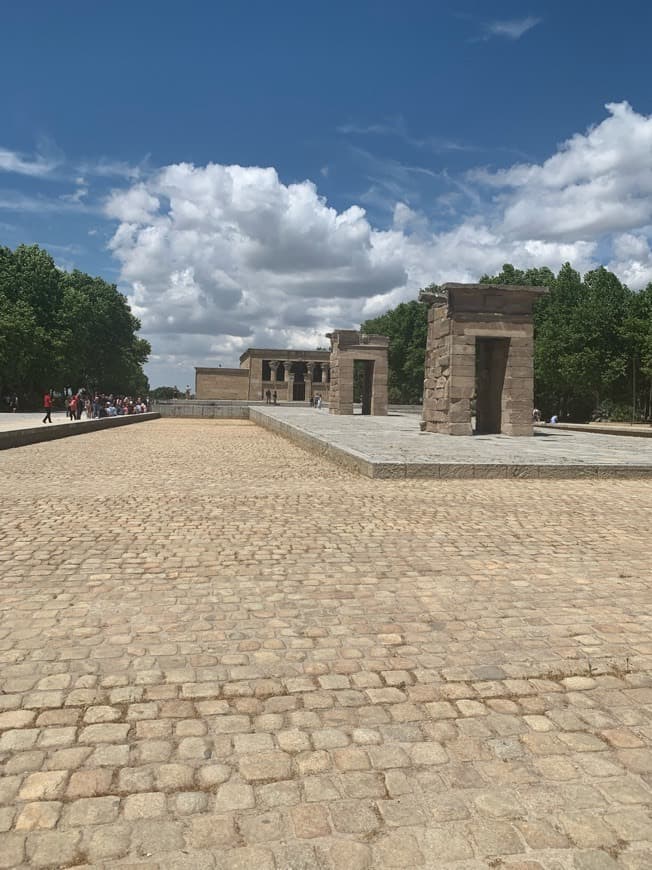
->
152;400;271;419
536;422;652;438
152;400;326;418
0;412;161;451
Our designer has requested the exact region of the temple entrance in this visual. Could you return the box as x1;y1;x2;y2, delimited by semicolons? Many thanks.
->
358;360;374;415
475;338;510;434
293;381;305;401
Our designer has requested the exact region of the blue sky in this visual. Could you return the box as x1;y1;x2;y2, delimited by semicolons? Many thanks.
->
2;1;652;386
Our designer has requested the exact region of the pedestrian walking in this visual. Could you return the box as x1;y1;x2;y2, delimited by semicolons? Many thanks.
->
272;390;278;405
42;391;53;424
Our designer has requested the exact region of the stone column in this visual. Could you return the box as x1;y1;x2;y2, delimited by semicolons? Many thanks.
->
285;361;295;401
269;361;279;384
501;330;535;436
370;359;388;416
248;356;264;401
320;363;330;402
305;362;314;401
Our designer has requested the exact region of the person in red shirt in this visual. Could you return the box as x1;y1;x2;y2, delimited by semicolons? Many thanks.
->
42;391;53;424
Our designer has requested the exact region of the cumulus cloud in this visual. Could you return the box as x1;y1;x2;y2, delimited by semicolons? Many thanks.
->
104;102;652;385
106;163;408;351
608;231;652;288
471;102;652;240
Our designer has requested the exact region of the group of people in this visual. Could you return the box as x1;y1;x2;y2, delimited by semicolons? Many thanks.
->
532;408;559;424
263;389;324;408
42;389;149;424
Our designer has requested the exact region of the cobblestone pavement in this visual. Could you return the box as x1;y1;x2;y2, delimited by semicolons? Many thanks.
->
1;418;652;869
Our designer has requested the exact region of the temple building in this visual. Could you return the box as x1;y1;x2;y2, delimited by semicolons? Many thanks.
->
195;348;331;402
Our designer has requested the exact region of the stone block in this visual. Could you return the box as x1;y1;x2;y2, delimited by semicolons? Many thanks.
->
291;803;331;838
19;771;67;801
123;792;167;820
214;780;256;811
15;802;61;831
67;768;113;798
26;830;81;868
239;751;292;782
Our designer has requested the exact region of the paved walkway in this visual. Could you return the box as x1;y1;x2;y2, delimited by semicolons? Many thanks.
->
252;407;652;478
0;413;71;432
1;418;652;868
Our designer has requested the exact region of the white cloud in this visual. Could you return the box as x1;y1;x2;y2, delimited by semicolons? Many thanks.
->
484;17;541;40
61;183;88;204
104;102;652;386
77;157;148;180
0;190;91;213
0;146;60;177
471;102;652;241
608;231;652;288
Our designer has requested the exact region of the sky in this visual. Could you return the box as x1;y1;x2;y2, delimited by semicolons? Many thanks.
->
2;1;652;388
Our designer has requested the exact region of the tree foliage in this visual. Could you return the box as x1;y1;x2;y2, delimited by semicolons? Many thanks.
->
0;244;150;406
361;299;429;403
149;386;181;401
362;264;652;420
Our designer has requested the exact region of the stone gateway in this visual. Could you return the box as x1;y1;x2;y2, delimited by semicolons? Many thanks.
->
327;330;389;416
420;283;548;436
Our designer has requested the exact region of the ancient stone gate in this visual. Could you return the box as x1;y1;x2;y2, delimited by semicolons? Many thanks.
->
327;330;389;416
420;283;548;436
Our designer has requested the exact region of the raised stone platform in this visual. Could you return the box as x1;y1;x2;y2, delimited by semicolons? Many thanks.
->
251;406;652;478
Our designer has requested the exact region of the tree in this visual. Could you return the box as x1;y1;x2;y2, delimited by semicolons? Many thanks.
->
358;262;652;420
361;300;428;403
150;386;179;401
0;243;150;406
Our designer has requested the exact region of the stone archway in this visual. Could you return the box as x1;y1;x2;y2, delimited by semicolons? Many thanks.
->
326;330;388;416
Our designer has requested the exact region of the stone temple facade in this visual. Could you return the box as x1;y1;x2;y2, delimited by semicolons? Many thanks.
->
420;283;548;436
196;349;331;402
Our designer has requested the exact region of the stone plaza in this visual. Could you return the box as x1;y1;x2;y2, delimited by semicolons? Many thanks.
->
1;418;652;868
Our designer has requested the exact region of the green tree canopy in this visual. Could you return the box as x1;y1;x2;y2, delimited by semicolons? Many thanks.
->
362;264;652;420
0;243;150;406
362;299;429;403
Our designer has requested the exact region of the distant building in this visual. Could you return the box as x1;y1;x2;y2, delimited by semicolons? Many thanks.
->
195;348;331;402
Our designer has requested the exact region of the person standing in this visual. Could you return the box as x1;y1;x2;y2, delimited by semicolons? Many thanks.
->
42;390;53;424
272;390;277;405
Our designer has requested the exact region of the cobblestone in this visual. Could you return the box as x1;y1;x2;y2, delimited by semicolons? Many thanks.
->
1;418;652;867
